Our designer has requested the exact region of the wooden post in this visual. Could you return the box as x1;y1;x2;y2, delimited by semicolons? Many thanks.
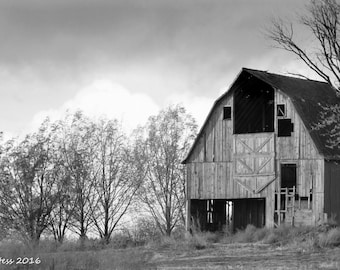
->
285;187;288;213
277;188;281;226
292;186;295;226
186;198;191;231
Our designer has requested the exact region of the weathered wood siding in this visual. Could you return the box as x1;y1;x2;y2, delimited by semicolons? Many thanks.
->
275;90;324;224
275;91;321;160
187;96;233;163
186;87;325;227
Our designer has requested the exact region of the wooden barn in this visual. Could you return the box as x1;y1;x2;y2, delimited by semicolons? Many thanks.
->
183;68;340;231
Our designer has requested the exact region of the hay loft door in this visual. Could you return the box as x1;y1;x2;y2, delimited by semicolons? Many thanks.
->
233;133;276;193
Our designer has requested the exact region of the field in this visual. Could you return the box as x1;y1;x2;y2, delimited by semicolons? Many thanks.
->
149;243;340;269
1;225;340;270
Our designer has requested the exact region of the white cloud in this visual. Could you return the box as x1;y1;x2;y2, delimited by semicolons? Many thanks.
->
31;79;159;133
165;93;214;127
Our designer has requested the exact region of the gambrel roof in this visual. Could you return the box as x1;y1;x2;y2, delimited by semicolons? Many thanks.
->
183;68;340;163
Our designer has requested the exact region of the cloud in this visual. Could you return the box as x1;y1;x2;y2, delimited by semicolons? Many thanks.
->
0;0;314;138
31;77;217;134
31;79;159;133
0;0;308;73
165;93;214;127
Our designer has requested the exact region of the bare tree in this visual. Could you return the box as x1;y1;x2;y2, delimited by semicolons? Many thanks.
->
90;119;141;244
267;0;340;90
137;105;197;236
267;0;340;151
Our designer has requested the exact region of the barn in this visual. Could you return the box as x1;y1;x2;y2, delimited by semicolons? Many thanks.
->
183;68;340;232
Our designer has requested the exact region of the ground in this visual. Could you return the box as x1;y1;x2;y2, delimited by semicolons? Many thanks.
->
2;224;340;270
0;243;340;269
148;243;340;270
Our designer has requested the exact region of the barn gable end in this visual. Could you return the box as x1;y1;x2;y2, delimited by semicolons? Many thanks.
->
185;68;340;231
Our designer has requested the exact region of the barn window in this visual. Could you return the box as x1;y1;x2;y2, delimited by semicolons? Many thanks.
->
223;106;232;120
277;104;286;117
234;75;274;134
278;119;294;137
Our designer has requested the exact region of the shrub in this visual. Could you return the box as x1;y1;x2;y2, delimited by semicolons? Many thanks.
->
132;217;161;245
110;233;134;249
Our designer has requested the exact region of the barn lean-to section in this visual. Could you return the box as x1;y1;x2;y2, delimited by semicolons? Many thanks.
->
183;68;340;232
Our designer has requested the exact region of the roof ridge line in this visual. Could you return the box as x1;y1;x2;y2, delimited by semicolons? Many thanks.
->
242;67;330;84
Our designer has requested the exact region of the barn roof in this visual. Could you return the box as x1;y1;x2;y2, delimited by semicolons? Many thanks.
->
183;68;340;163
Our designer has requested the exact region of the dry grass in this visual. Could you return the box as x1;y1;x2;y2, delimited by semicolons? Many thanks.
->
318;227;340;247
1;223;340;269
217;223;340;250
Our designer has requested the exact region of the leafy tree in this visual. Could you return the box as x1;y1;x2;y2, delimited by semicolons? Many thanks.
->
56;112;97;243
136;105;197;236
0;120;61;244
47;152;75;243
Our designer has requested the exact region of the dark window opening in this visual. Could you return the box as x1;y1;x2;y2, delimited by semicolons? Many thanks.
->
277;104;286;117
234;76;274;134
281;164;297;189
278;119;294;137
223;106;232;120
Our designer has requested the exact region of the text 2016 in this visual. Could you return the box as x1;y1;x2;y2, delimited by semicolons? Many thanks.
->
0;257;41;265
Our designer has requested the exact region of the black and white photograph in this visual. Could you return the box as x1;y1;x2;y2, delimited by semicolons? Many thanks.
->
0;0;340;269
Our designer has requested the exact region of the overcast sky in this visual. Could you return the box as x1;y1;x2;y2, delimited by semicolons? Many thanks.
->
0;0;316;138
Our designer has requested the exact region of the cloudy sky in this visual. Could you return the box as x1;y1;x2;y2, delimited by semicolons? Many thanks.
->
0;0;316;138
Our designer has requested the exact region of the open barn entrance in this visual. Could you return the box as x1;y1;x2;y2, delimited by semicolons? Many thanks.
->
190;198;265;232
232;198;265;231
190;199;232;232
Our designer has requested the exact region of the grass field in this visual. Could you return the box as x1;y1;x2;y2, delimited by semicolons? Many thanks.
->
1;224;340;270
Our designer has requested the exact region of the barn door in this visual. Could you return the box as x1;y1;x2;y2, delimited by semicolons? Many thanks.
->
233;133;276;193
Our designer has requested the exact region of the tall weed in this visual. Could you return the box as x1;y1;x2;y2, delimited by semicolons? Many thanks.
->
318;227;340;247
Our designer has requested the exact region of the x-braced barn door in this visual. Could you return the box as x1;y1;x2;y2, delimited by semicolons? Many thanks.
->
233;133;276;193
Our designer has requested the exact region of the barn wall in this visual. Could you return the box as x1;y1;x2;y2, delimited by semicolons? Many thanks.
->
187;96;233;163
324;161;340;224
275;90;321;161
275;90;325;224
186;86;325;228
